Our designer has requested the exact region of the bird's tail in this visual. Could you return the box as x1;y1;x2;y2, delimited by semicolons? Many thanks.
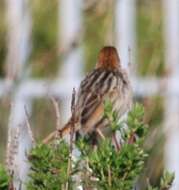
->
43;119;79;144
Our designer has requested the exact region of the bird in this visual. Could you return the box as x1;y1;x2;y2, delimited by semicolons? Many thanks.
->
43;46;132;144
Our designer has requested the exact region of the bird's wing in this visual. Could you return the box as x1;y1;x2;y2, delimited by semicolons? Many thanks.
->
76;69;128;133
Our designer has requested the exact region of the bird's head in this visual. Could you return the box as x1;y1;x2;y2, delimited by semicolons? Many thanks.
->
96;46;121;70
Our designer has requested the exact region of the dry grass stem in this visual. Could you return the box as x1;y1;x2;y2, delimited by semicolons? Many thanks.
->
112;133;120;151
108;165;112;187
6;126;20;174
24;106;35;144
96;128;105;140
50;97;61;140
50;97;61;130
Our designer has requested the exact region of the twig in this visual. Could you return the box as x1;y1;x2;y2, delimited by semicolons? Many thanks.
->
50;97;61;141
24;106;35;144
128;46;133;75
8;177;15;190
128;132;136;144
6;125;20;174
42;131;57;144
43;90;78;144
107;165;112;187
66;88;76;190
70;88;76;150
112;133;120;151
96;128;105;140
128;46;132;68
50;97;61;130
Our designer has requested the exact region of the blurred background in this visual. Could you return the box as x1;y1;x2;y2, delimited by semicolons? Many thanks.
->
0;0;179;189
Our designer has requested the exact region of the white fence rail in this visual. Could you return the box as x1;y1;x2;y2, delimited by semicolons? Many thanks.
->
0;0;179;189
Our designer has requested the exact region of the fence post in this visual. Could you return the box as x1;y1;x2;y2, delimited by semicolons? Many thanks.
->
115;0;136;73
58;0;83;125
5;0;33;189
6;0;31;81
163;0;179;189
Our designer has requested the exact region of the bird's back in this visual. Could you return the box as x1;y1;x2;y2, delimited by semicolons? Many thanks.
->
76;67;132;135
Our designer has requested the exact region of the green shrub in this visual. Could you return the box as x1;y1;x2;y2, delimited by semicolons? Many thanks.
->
0;104;174;190
27;141;72;190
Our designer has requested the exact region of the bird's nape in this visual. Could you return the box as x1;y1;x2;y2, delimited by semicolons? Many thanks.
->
96;46;121;70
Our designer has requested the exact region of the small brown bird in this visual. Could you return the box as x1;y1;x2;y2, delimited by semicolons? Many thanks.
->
43;46;132;143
